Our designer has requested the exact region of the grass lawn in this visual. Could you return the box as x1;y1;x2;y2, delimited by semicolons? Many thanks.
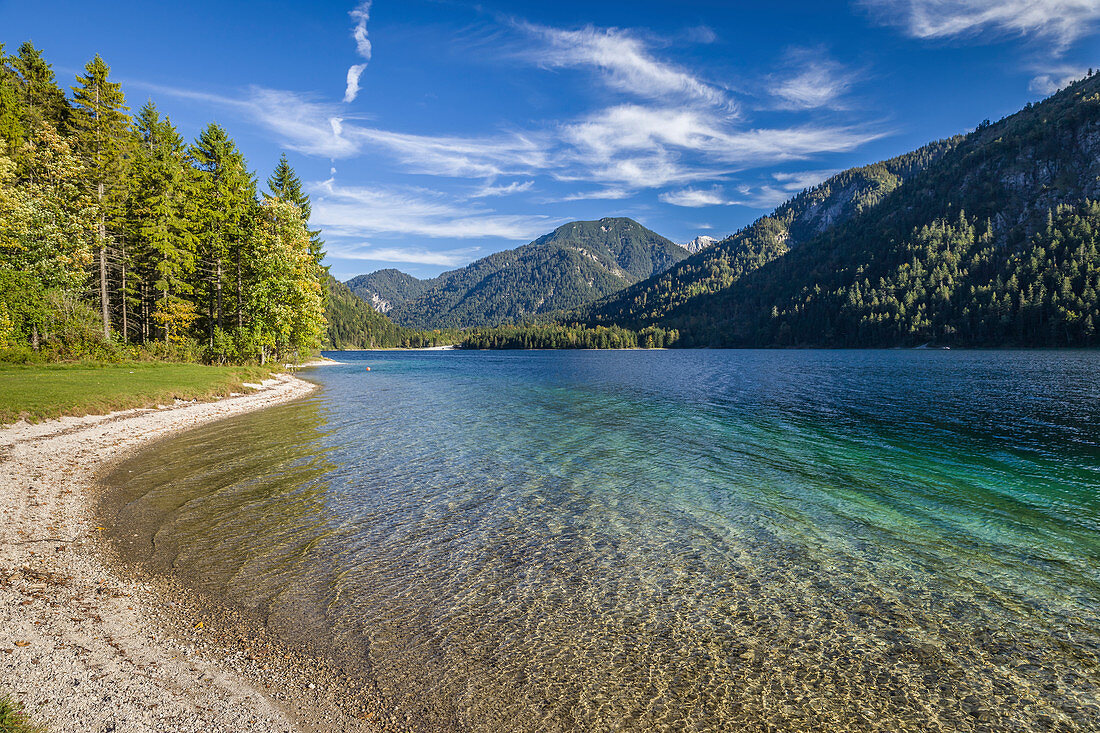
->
0;361;276;425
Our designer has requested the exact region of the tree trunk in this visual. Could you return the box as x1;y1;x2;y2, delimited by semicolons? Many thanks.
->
236;247;243;329
31;324;38;351
216;259;223;331
141;281;148;343
98;235;109;339
120;241;128;343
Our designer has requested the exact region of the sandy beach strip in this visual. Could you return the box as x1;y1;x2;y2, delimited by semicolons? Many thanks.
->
0;373;375;733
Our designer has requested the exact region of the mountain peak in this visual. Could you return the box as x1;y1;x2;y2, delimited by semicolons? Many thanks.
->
347;218;688;329
683;235;718;254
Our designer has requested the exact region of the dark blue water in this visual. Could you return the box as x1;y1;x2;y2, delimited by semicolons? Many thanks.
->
105;350;1100;731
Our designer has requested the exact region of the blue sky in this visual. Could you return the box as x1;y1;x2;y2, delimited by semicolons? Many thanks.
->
3;1;1097;280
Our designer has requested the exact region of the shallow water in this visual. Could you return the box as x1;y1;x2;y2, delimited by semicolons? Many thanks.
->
104;350;1100;731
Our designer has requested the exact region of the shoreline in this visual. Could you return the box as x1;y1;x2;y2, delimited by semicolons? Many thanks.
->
0;373;382;732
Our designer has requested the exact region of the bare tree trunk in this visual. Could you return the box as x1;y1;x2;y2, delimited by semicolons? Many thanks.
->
236;247;243;329
216;259;223;331
141;281;148;343
98;233;109;339
208;255;215;349
120;241;128;343
31;324;39;351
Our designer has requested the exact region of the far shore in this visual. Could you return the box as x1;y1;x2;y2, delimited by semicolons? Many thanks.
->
0;372;386;732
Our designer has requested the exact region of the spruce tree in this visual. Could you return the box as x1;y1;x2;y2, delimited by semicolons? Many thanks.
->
0;46;26;155
12;42;70;133
191;122;255;350
130;101;197;342
71;54;130;338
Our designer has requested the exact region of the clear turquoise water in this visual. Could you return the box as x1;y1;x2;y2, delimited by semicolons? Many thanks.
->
105;350;1100;731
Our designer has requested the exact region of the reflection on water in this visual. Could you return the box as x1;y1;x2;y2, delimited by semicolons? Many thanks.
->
104;350;1100;731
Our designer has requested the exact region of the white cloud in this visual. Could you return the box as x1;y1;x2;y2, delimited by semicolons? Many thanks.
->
726;169;841;208
523;23;734;110
136;47;882;205
351;1;373;58
772;51;857;110
344;1;373;102
659;170;840;210
310;179;557;240
245;88;362;157
353;127;552;178
1028;65;1089;94
326;244;481;267
862;0;1100;48
659;186;732;207
344;63;367;103
470;180;535;198
560;188;632;201
561;104;883;188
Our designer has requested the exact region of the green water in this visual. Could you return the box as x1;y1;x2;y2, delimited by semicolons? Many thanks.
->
104;350;1100;731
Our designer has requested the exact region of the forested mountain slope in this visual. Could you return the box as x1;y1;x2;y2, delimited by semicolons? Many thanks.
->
323;275;458;348
345;268;431;313
323;275;410;348
354;218;689;329
583;73;1100;347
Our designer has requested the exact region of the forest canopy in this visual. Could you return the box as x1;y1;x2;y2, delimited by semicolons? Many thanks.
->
0;43;326;363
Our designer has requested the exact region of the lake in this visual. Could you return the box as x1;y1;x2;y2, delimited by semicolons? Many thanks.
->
103;350;1100;731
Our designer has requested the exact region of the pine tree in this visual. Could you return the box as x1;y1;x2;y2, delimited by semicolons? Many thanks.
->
0;46;27;155
12;42;70;134
191;122;255;349
71;54;131;338
129;101;197;342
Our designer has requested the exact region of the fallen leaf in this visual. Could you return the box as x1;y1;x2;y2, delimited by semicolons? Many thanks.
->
14;640;29;647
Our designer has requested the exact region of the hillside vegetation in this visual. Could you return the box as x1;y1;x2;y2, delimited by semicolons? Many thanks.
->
350;218;689;329
579;73;1100;348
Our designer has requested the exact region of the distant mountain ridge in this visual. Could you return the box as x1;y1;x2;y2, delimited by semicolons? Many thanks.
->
346;269;430;313
346;218;689;329
580;73;1100;347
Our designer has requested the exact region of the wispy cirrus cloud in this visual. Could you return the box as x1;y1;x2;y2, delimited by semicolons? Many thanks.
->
559;188;632;202
352;127;551;178
659;186;732;207
344;1;373;102
1028;64;1090;94
146;80;882;193
725;169;841;208
563;104;883;188
521;23;735;110
861;0;1100;49
325;244;482;267
310;179;558;241
469;180;535;198
771;49;858;110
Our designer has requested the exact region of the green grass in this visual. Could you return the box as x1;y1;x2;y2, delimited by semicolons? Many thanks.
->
0;694;45;733
0;361;277;425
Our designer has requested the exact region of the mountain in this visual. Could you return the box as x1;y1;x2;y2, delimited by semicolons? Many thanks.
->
345;268;431;314
323;275;455;349
582;73;1100;348
683;235;718;253
355;218;690;329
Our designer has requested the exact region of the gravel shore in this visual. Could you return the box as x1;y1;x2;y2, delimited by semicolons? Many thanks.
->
0;373;383;733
